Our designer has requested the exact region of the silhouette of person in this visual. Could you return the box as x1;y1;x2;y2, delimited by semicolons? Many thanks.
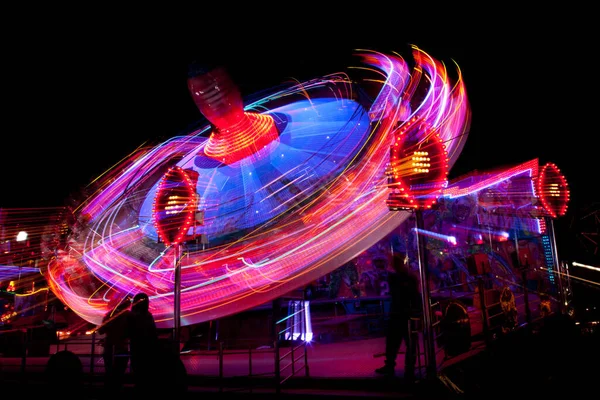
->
376;253;420;381
97;298;131;394
127;292;158;395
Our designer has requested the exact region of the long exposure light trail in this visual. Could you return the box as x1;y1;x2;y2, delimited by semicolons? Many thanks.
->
572;262;600;273
46;47;471;327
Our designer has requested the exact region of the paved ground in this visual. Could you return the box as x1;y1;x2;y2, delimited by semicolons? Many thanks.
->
5;316;594;400
1;295;582;399
0;332;456;399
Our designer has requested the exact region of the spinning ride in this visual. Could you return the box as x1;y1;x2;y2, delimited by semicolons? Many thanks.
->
46;46;471;328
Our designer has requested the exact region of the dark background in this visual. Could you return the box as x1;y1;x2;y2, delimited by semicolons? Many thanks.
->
1;13;597;299
2;22;595;210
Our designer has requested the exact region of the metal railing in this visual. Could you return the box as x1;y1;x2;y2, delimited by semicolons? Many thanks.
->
429;267;562;373
274;298;310;394
1;273;567;393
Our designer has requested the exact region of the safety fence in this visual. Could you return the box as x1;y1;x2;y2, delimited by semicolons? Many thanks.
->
430;266;562;374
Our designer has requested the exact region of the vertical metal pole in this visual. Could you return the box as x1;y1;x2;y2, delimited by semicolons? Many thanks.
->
291;340;295;376
415;209;436;379
215;319;219;342
273;297;281;393
564;261;572;306
249;345;253;393
414;318;422;379
272;299;281;343
304;300;309;377
406;318;413;372
290;301;295;342
304;340;309;377
219;341;223;393
513;227;520;273
248;345;252;376
89;331;96;386
549;218;565;312
56;330;60;353
521;269;532;325
21;329;27;383
274;339;281;395
477;278;491;347
173;244;182;350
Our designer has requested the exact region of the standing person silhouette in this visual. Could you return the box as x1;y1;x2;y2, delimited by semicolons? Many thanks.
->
375;253;420;381
97;298;131;395
127;292;158;395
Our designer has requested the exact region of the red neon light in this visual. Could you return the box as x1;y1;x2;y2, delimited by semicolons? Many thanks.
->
188;67;279;164
152;166;199;246
537;162;569;218
386;116;449;210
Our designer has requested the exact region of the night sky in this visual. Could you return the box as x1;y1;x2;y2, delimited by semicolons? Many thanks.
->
1;16;597;268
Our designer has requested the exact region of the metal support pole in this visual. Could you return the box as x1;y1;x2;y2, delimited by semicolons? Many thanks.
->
291;340;295;376
249;346;252;376
173;244;182;351
218;341;223;393
548;218;565;312
563;261;572;306
304;341;309;377
304;300;309;377
514;227;520;272
521;269;532;325
249;345;253;393
274;339;281;395
21;329;27;383
415;209;436;379
272;298;281;343
406;318;413;372
89;331;96;386
477;277;491;347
